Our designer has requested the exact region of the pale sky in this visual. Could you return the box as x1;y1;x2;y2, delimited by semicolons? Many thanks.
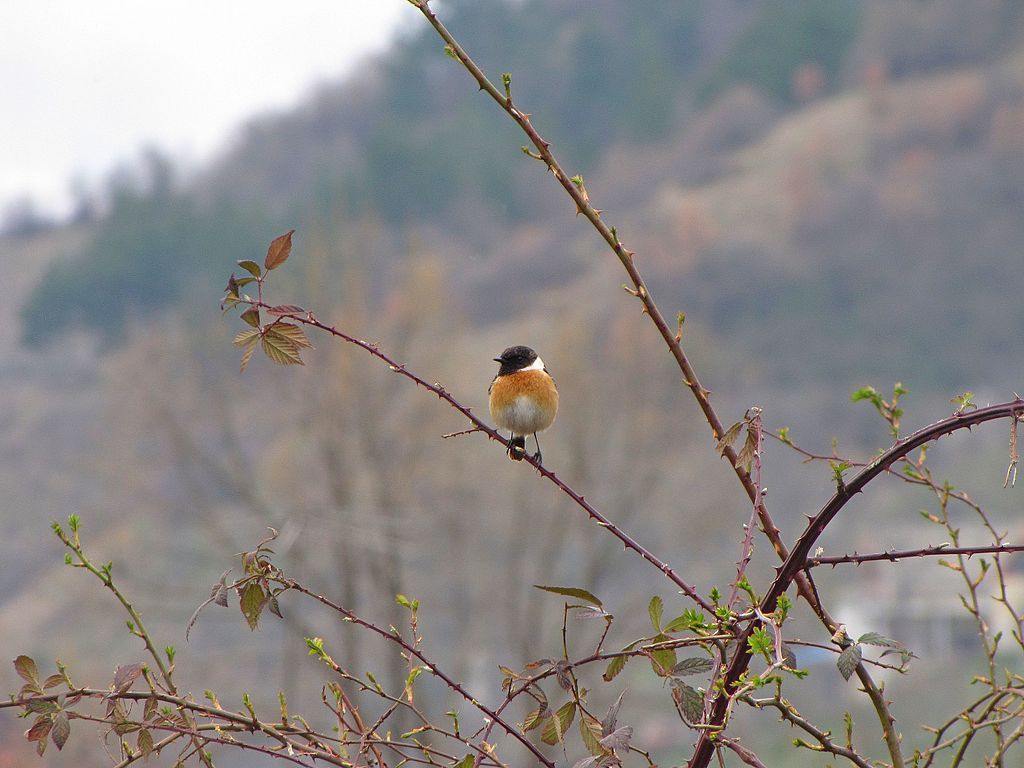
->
0;1;410;217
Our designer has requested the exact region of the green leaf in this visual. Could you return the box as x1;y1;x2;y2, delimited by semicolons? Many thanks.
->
664;609;707;633
851;386;881;406
51;710;70;750
857;632;903;650
541;701;576;746
272;322;313;349
14;655;40;686
671;657;714;678
603;654;628;682
237;260;262;278
264;229;295;271
533;585;602;607
27;699;59;714
453;755;474;768
137;727;154;759
232;328;260;347
671;680;703;724
240;582;268;631
716;421;743;456
648;634;677;677
837;644;862;681
579;714;607;757
240;307;260;328
648;596;663;631
522;707;546;732
261;329;304;366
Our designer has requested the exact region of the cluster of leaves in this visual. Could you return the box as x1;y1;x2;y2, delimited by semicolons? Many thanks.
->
851;382;908;439
187;528;286;639
832;628;913;681
12;656;74;755
223;231;313;371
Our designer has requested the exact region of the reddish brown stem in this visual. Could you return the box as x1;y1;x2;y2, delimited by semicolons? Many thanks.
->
807;543;1024;567
255;303;714;613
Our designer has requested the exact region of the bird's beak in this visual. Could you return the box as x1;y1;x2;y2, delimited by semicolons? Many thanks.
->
493;357;503;363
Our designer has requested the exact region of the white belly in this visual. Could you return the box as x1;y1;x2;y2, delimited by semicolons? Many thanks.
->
494;395;554;435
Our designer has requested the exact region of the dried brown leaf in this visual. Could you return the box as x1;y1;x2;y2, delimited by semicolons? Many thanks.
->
113;663;144;693
264;230;295;271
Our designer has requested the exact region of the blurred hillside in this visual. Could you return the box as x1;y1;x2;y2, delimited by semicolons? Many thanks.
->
5;1;1024;765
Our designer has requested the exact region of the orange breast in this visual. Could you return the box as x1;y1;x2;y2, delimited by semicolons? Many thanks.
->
489;370;559;434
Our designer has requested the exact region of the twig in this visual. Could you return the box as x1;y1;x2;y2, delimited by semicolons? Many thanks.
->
280;578;557;768
405;0;816;622
250;302;713;613
806;543;1024;567
741;694;872;768
696;399;1024;768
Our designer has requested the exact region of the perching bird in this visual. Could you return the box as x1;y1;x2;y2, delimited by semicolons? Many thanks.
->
488;345;559;462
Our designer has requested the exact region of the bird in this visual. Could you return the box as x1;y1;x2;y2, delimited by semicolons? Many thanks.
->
488;345;559;462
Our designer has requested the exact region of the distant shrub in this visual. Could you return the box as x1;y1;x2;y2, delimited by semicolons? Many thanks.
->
696;0;863;106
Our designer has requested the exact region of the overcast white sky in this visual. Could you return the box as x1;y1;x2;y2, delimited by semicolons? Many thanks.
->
0;1;409;217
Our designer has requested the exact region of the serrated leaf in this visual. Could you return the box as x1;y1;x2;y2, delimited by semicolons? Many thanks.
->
14;655;40;685
112;719;139;736
837;644;862;681
240;582;267;630
232;328;260;346
671;680;703;724
671;657;714;678
43;674;65;690
580;714;607;756
716;421;743;456
261;329;304;366
533;585;602;607
267;304;305;316
648;596;663;631
599;725;633;755
601;690;625;736
734;427;758;468
239;336;258;372
144;694;159;721
522;707;546;732
113;663;144;693
603;654;628;682
272;322;313;349
857;632;904;650
265;229;295;270
648;634;676;677
541;701;576;746
237;260;262;278
51;710;70;750
240;307;260;328
138;727;154;759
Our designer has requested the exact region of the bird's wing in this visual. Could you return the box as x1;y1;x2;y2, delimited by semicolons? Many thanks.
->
488;374;498;395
